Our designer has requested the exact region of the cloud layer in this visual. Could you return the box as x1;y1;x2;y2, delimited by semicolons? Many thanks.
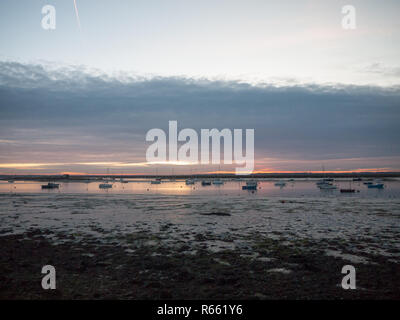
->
1;61;400;173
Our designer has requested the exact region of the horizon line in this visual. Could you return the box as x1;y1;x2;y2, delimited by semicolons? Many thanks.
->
2;171;400;177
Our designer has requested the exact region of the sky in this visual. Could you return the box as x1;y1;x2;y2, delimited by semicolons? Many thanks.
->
0;0;399;174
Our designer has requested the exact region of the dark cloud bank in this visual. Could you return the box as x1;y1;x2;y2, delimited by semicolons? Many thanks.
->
0;61;399;169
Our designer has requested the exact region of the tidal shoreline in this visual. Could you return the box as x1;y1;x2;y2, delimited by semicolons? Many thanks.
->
1;229;399;299
1;193;399;299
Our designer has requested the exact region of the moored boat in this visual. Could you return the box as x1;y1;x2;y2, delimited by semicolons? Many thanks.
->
99;182;113;189
41;182;59;189
319;184;337;190
316;178;333;185
274;180;286;187
368;183;384;189
242;181;258;190
151;178;162;184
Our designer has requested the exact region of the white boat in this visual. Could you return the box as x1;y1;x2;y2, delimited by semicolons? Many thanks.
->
316;179;333;185
185;179;195;185
318;183;337;190
212;180;224;185
151;178;162;184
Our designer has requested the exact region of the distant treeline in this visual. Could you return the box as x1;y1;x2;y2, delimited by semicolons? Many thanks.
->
1;172;400;181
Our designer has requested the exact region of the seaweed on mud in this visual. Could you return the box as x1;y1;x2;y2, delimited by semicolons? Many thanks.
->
200;212;231;216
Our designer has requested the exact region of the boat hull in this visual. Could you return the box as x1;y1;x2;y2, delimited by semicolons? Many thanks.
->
99;184;112;189
242;185;257;190
41;183;59;189
368;184;384;189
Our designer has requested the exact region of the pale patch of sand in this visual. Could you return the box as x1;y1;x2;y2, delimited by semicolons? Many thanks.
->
267;268;292;274
325;249;372;264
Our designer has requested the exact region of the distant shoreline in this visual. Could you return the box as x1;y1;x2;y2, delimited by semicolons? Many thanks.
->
1;172;400;181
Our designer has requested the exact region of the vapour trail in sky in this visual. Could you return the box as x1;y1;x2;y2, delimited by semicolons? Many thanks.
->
73;0;81;30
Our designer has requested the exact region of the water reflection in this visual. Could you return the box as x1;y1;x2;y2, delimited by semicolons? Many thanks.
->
0;179;399;198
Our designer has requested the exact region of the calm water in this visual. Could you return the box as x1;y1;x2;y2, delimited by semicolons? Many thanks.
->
1;179;400;198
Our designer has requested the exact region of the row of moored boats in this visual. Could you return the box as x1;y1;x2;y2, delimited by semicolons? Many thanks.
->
316;178;384;193
37;178;385;191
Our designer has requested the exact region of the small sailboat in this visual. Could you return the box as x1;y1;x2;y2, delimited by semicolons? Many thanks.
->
151;168;162;184
317;166;334;187
99;168;113;188
274;180;286;187
316;178;333;185
185;179;195;185
317;179;336;190
242;181;258;190
212;165;224;185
